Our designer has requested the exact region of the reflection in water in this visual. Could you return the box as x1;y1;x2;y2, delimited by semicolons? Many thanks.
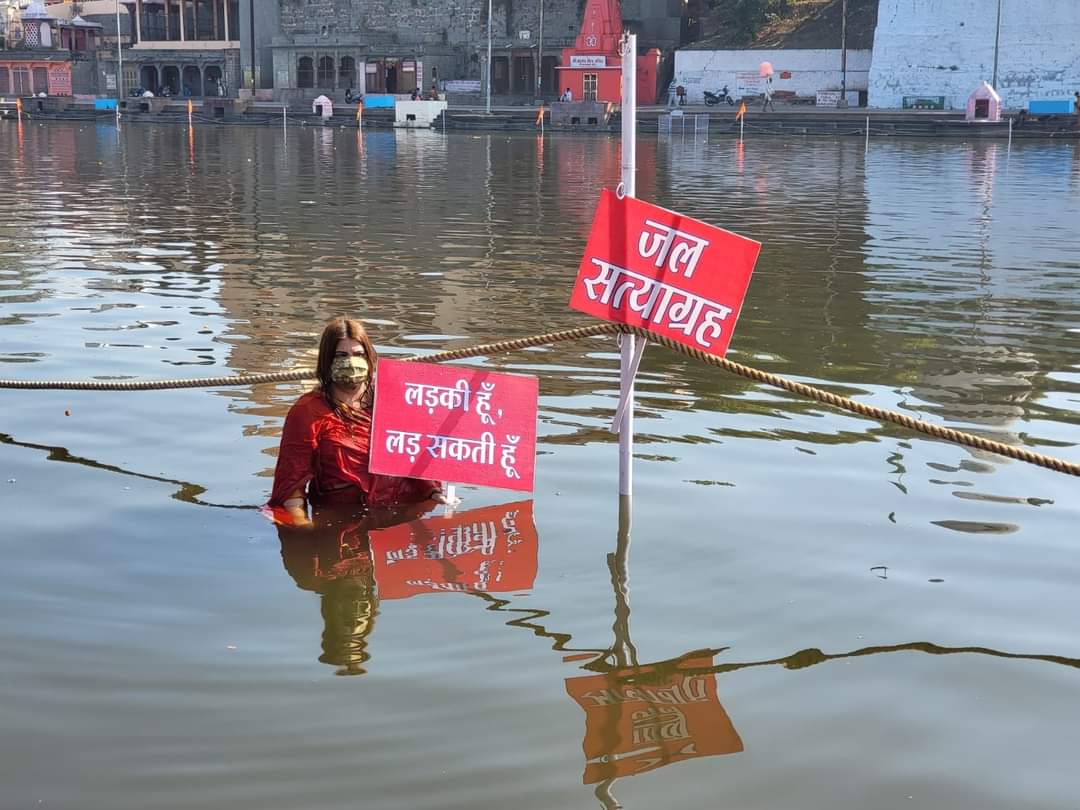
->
278;512;378;676
277;504;426;675
369;501;538;599
277;501;539;674
3;125;1080;809
565;500;741;805
473;499;1080;805
0;430;254;510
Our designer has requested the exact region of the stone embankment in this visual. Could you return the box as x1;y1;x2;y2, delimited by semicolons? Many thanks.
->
2;98;1076;139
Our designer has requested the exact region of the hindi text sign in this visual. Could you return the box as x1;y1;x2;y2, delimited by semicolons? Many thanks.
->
370;501;538;599
370;360;538;492
565;653;743;784
569;190;760;357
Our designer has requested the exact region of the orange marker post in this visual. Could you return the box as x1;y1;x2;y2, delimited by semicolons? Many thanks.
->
16;97;22;123
356;101;363;129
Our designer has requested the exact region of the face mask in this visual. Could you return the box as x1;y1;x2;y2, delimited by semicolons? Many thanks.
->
330;355;370;386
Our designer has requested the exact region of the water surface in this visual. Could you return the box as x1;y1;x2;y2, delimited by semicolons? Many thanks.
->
1;121;1079;809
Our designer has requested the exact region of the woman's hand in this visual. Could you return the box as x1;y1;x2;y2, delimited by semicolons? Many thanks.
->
430;490;461;508
285;505;313;527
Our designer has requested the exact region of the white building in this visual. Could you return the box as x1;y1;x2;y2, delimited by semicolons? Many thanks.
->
869;0;1080;109
673;47;872;105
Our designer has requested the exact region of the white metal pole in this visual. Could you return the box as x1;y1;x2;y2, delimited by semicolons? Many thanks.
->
992;0;1003;90
537;0;544;96
485;0;493;113
618;33;637;499
865;115;869;153
116;0;124;121
840;0;847;102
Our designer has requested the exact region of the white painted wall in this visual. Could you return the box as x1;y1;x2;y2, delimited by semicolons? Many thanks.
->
869;0;1080;109
673;49;872;104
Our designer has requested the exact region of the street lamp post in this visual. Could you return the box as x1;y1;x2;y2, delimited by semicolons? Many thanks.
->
991;0;1003;90
485;0;492;113
536;0;544;96
839;0;847;104
115;0;124;106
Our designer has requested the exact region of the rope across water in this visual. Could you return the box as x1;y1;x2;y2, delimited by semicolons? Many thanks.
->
1;322;1077;477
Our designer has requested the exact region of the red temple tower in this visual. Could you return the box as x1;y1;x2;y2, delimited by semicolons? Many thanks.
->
556;0;661;105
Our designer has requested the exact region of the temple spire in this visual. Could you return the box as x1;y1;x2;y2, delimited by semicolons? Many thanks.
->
574;0;623;53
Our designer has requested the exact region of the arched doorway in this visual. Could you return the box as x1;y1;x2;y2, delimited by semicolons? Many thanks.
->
297;56;314;89
182;65;202;96
339;56;356;92
204;65;223;97
161;66;180;96
139;65;159;94
32;67;49;95
317;56;334;89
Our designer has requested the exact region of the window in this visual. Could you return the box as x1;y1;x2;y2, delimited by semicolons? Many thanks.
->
339;56;356;90
317;56;334;88
32;67;49;96
297;56;313;89
583;73;597;101
13;68;31;96
0;68;8;94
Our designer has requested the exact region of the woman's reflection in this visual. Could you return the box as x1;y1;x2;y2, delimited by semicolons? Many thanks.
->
276;503;431;676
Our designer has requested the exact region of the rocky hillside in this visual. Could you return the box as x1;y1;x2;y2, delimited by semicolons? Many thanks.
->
688;0;879;50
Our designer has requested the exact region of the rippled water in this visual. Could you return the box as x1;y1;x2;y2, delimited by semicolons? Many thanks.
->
2;121;1079;809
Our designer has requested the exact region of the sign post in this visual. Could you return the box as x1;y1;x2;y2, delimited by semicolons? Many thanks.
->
617;32;639;501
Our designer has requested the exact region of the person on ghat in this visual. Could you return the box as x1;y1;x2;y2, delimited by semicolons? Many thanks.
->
269;317;449;525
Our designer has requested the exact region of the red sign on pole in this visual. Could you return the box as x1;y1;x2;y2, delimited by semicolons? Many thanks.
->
569;189;761;357
370;501;538;599
369;359;538;492
565;653;743;784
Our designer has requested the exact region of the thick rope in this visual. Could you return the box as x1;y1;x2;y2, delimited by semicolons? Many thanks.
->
1;321;1076;477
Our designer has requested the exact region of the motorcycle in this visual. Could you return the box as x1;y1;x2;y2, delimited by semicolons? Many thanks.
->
703;86;736;106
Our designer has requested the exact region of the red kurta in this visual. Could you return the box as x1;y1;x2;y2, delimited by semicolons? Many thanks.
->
269;390;439;509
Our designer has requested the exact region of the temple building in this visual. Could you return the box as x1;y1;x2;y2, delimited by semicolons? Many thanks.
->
556;0;661;104
119;0;240;96
0;1;102;96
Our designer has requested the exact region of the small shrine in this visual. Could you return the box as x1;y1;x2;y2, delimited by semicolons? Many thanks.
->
556;0;661;105
966;81;1002;122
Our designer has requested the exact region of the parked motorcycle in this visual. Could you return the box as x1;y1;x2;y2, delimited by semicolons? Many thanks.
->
703;85;736;106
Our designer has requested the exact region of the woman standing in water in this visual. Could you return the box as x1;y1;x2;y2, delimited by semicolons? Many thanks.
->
269;317;447;525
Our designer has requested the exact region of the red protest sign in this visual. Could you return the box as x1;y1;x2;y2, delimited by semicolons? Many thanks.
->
569;189;761;356
370;501;538;599
369;359;538;492
565;653;743;784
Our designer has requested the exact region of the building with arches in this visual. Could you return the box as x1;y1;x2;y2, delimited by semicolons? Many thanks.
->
115;0;240;96
258;0;683;104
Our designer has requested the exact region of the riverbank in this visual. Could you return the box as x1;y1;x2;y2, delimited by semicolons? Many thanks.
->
2;98;1077;139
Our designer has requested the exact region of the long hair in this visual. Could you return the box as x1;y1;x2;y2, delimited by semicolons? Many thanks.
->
315;317;379;394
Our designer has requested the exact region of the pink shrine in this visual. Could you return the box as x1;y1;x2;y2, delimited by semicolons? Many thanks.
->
556;0;661;105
